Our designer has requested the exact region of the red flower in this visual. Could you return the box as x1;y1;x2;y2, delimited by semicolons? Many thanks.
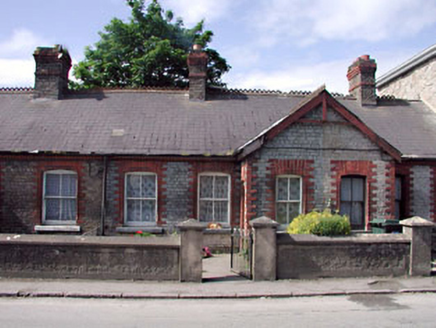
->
136;230;143;234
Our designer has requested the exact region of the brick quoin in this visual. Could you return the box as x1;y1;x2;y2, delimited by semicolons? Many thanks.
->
115;160;166;226
431;167;436;221
0;162;3;222
385;162;396;218
36;160;87;226
331;160;378;230
395;163;412;219
241;159;258;230
264;159;315;221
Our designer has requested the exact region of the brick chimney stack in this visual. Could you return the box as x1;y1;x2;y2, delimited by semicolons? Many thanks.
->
187;44;208;101
347;55;377;106
33;45;71;100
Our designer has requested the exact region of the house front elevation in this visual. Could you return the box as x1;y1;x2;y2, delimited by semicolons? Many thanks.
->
1;46;436;235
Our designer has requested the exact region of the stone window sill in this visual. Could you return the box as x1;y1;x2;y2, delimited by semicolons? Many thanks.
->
35;225;81;233
116;226;164;234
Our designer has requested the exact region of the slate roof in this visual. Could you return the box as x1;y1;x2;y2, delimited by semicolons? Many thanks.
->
1;87;436;159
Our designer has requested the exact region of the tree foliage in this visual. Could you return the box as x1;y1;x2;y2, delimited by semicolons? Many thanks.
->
72;0;230;89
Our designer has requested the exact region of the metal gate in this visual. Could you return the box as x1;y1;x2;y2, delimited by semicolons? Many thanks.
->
230;227;253;279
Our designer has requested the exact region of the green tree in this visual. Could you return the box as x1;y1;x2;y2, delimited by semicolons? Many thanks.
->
72;0;230;89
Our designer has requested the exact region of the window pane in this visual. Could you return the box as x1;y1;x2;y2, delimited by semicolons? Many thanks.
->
45;174;60;196
141;200;155;222
126;199;141;222
395;177;402;201
289;178;300;201
288;202;301;223
214;201;228;222
395;201;401;220
277;178;288;201
141;175;156;198
351;202;364;228
341;178;351;201
352;178;364;201
61;199;76;221
199;200;213;222
214;176;229;199
340;202;351;218
126;174;141;198
276;202;288;225
46;199;60;221
61;174;76;197
199;176;213;199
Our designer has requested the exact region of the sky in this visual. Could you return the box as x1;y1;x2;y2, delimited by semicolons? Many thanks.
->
0;0;436;94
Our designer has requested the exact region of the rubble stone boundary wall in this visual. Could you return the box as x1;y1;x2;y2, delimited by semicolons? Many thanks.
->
0;234;180;280
0;219;205;282
277;233;410;279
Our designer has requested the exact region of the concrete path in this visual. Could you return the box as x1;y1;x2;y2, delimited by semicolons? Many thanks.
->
0;254;435;299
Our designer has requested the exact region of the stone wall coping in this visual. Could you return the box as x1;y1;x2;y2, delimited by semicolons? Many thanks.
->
250;216;280;228
204;228;232;235
177;219;206;231
277;232;410;245
115;226;164;234
0;234;180;248
400;216;435;227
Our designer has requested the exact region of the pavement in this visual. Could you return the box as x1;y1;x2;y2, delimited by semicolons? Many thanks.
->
0;255;435;299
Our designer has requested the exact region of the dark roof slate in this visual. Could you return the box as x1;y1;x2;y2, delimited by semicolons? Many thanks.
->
1;88;436;159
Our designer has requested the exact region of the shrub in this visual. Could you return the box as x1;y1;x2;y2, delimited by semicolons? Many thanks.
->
287;209;351;236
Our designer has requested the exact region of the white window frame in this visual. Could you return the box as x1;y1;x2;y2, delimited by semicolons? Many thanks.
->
124;172;158;226
42;170;77;225
275;175;303;225
198;173;231;224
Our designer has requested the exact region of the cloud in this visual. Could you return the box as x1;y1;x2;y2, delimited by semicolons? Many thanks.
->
0;29;53;87
225;59;351;94
251;0;436;46
0;59;34;87
223;48;419;95
161;0;234;25
0;29;52;59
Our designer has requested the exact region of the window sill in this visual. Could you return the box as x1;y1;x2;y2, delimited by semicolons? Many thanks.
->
116;226;164;234
35;225;81;233
204;228;231;234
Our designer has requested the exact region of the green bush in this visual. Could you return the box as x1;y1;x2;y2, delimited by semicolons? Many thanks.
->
287;209;351;236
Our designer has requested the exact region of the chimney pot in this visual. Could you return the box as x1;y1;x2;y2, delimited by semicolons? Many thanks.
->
193;44;202;51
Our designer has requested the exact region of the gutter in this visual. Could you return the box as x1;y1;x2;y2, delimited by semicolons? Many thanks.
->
377;43;436;88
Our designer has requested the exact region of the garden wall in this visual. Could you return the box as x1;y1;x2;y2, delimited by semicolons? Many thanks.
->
277;233;410;279
0;234;180;280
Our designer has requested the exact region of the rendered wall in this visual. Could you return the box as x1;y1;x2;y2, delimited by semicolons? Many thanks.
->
378;57;436;110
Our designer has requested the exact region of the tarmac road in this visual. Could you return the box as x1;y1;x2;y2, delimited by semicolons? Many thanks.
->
0;293;435;328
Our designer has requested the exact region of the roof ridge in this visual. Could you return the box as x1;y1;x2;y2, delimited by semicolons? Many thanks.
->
208;86;349;98
68;85;188;93
0;87;34;93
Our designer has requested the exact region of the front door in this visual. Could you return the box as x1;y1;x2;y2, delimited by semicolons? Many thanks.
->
340;176;365;230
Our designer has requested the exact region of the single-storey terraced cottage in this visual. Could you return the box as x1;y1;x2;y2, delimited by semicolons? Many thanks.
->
1;46;436;237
